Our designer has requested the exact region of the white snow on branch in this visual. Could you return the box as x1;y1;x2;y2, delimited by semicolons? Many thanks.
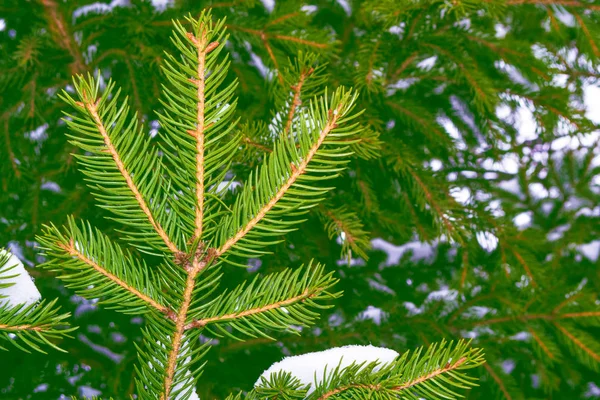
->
0;249;41;308
261;0;275;13
256;345;398;393
371;238;436;266
578;240;600;262
357;305;387;325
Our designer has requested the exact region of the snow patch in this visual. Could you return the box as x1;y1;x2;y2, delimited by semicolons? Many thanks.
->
73;0;128;20
578;240;600;262
256;345;398;393
371;238;435;266
476;231;499;252
261;0;275;13
336;0;351;16
357;305;387;325
0;249;41;307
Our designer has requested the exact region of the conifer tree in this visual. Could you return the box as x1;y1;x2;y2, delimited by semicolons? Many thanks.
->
3;11;484;399
0;0;599;398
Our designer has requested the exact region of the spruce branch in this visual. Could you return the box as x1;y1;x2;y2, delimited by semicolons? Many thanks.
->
40;0;85;74
159;12;240;245
215;88;362;261
312;340;483;400
251;340;484;400
471;310;600;326
38;218;172;316
185;262;340;338
500;0;600;9
0;300;73;353
483;363;513;400
60;76;180;255
0;250;73;354
319;205;371;260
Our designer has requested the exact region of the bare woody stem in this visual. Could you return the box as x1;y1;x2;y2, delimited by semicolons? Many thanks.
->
78;98;179;254
184;289;313;330
161;257;208;399
0;324;45;332
186;32;219;241
58;241;171;315
317;357;467;399
215;104;345;257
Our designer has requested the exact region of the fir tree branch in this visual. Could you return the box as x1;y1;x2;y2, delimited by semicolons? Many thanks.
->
483;363;513;400
472;311;600;326
243;135;273;153
318;357;468;399
574;12;600;57
503;0;600;9
0;300;73;353
39;0;85;74
76;92;179;254
186;262;339;338
226;25;329;50
407;167;461;242
554;322;600;362
528;327;556;360
510;248;538;287
215;103;345;258
0;323;44;331
303;340;484;400
57;240;171;315
386;102;448;143
185;289;312;330
3;117;20;179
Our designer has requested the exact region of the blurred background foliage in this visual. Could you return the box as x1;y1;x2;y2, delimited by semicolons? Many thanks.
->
1;0;600;398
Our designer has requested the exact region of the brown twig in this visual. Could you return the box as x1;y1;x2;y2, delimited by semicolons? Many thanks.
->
283;67;315;136
0;323;45;332
161;256;209;399
554;322;600;361
3;118;20;179
484;363;513;400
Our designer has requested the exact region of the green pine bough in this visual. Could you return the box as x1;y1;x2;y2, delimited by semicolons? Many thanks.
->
0;12;485;399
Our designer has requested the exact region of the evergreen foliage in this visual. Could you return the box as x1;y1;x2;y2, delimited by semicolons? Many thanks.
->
0;250;73;353
0;0;599;398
